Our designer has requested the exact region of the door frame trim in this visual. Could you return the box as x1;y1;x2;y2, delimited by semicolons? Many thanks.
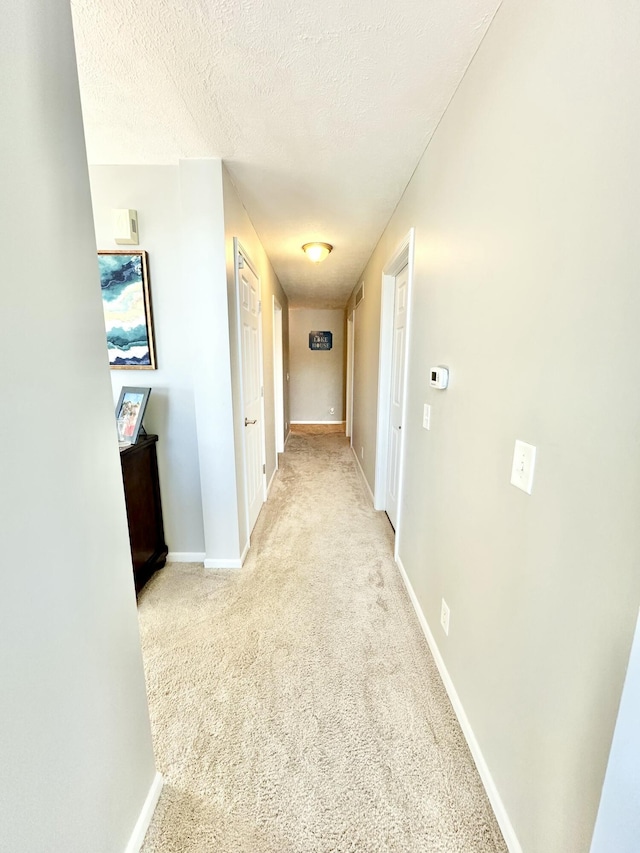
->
234;238;267;546
374;228;415;557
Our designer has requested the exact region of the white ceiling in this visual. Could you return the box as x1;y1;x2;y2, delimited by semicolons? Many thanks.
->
71;0;501;308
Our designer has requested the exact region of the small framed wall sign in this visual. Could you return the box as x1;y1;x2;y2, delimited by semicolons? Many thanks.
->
309;331;333;351
98;250;157;369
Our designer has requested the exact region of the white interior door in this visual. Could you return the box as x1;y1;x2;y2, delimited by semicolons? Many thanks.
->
238;252;265;534
346;312;354;440
273;299;285;456
385;264;408;529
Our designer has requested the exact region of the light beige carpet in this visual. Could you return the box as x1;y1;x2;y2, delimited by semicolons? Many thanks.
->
138;427;507;853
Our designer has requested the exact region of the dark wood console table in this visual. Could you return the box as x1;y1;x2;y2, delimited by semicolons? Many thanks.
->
119;434;168;594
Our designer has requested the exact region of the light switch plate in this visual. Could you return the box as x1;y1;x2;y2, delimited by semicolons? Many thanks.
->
423;404;431;430
511;440;536;494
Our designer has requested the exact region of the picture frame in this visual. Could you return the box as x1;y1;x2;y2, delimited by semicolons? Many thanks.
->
98;250;157;369
115;386;151;445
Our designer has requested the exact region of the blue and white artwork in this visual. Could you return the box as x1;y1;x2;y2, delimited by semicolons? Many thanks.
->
98;251;156;368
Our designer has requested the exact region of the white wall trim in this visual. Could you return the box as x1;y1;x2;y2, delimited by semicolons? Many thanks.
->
266;465;277;497
204;557;242;569
123;771;163;853
290;420;346;425
351;446;375;506
285;429;292;446
166;552;206;563
395;555;523;853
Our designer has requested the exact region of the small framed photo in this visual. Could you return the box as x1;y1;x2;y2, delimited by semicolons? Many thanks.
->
115;386;151;445
98;250;157;369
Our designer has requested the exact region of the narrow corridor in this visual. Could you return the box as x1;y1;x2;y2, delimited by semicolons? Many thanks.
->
138;426;506;852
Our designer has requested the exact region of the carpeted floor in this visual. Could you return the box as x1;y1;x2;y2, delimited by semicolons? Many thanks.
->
138;426;507;853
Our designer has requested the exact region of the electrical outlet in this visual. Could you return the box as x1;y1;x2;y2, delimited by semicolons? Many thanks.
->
440;598;450;636
423;404;431;430
329;407;335;415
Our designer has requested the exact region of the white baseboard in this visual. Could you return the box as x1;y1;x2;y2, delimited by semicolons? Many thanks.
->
204;538;249;570
124;771;163;853
166;552;205;563
351;446;375;506
394;555;522;853
204;557;242;569
285;429;291;446
290;420;346;424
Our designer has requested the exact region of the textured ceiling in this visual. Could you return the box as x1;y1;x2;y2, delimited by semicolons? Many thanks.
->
71;0;500;307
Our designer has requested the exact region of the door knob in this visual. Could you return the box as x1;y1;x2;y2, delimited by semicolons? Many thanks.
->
245;418;257;426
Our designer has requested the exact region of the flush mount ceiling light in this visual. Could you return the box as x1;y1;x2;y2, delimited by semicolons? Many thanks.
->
302;242;333;263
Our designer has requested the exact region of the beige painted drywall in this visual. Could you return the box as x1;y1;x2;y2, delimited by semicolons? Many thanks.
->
290;308;345;422
180;158;243;566
222;166;290;548
347;0;640;850
86;162;288;565
89;165;205;555
0;2;157;850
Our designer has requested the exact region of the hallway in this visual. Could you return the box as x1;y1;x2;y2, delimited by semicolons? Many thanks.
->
138;426;507;852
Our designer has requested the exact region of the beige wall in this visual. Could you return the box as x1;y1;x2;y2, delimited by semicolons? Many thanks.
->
89;165;205;556
222;166;290;547
1;1;157;849
290;308;345;422
86;161;289;565
179;159;243;567
347;0;640;850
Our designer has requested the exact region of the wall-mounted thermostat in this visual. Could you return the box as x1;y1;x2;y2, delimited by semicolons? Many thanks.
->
430;366;449;389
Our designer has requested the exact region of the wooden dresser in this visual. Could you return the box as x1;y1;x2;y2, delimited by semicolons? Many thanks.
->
119;434;168;593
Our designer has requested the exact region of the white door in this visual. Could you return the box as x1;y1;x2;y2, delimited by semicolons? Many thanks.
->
238;252;265;534
346;312;354;440
385;264;408;529
273;299;285;456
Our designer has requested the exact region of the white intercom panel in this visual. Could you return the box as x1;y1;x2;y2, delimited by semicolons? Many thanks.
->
113;208;139;245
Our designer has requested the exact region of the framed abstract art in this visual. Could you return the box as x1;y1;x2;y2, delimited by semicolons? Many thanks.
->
98;250;157;369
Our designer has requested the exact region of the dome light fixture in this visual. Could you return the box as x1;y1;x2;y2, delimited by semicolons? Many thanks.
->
302;242;333;263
